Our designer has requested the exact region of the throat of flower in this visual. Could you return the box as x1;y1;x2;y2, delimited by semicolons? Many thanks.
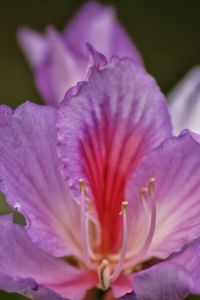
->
78;177;157;289
78;179;129;288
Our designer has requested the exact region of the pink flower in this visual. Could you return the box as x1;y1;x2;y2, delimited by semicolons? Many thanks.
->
0;2;200;300
1;49;200;300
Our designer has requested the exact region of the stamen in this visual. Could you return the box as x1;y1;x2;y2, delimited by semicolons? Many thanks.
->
140;187;148;201
139;178;156;258
85;197;92;203
85;197;93;213
98;259;110;291
79;178;94;268
126;178;156;266
148;177;155;195
111;201;128;281
79;178;86;193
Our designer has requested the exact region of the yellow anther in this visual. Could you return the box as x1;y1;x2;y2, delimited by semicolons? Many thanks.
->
140;187;148;201
79;181;93;214
98;259;110;291
85;197;93;213
79;178;86;194
85;197;91;203
148;178;155;195
88;204;93;214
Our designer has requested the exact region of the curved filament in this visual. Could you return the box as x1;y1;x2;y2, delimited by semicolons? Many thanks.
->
125;178;156;268
111;201;128;281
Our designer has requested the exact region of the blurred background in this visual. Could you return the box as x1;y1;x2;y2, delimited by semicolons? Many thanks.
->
0;0;200;299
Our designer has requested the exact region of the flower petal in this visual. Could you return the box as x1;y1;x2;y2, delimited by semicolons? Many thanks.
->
36;27;82;106
0;275;67;300
57;54;172;253
126;131;200;262
18;26;82;106
170;239;200;295
133;263;189;300
0;102;81;257
17;27;48;67
111;275;133;298
169;66;200;134
64;2;142;64
18;3;142;105
120;292;137;300
132;240;200;300
0;214;97;300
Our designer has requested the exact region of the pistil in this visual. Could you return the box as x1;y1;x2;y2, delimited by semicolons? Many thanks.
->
98;259;111;291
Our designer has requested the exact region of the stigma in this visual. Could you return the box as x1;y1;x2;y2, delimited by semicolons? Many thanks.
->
98;259;110;290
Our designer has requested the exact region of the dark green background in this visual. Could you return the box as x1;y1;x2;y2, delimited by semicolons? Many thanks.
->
0;0;200;299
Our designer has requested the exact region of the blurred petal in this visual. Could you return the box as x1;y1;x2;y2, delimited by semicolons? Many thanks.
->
169;66;200;134
36;27;82;106
64;2;142;64
126;132;200;262
17;27;48;67
0;214;97;300
0;102;82;257
18;2;142;105
132;240;200;300
57;54;172;253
